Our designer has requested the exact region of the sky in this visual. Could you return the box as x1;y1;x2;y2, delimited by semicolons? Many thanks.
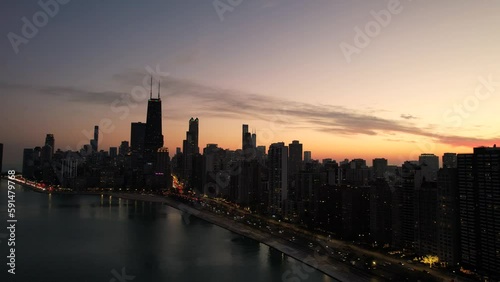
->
1;0;500;171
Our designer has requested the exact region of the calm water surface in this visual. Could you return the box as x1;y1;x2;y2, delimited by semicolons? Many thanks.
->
0;179;334;282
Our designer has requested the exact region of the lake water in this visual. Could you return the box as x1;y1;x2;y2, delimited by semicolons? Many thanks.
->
0;179;334;282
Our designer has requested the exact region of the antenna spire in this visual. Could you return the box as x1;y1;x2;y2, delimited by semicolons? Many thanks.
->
150;76;153;99
158;80;160;99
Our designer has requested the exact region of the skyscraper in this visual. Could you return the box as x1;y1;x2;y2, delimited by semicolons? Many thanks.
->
154;147;172;190
109;147;118;158
45;134;55;157
90;126;99;153
242;124;249;150
442;153;457;168
419;153;439;181
288;140;303;177
304;151;312;163
268;142;288;215
119;141;129;156
372;158;388;178
458;146;500;279
131;122;146;155
144;78;164;164
436;167;459;266
188;117;199;155
183;118;199;181
22;148;35;179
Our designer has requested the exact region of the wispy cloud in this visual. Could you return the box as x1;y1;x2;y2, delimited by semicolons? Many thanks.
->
1;73;499;148
400;114;418;120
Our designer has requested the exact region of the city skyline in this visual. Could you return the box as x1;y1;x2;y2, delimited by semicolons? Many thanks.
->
2;1;500;170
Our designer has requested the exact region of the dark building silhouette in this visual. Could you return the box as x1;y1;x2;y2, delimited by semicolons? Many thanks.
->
268;142;288;215
370;178;392;245
393;161;420;250
458;146;500;279
45;134;55;157
442;153;457;168
242;124;249;150
436;167;460;266
90;126;99;153
415;180;438;256
372;158;388;179
183;118;199;184
154;147;172;190
419;153;439;181
41;145;52;164
341;185;370;240
22;148;35;179
288;140;303;218
304;151;312;163
144;78;164;165
131;122;146;155
288;140;303;177
109;147;118;158
119;141;129;156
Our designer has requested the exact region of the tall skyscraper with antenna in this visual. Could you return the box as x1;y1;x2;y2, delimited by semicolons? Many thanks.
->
144;76;164;165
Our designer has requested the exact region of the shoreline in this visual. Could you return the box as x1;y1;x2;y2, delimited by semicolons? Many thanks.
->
10;179;368;281
8;178;472;282
107;192;367;282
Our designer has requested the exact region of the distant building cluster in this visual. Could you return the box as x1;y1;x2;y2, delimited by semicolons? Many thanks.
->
21;78;172;191
18;79;499;281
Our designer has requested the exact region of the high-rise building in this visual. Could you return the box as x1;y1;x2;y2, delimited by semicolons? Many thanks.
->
393;161;420;250
415;180;438;256
458;146;500;279
372;158;388;178
268;142;288;215
131;122;146;154
22;148;35;179
251;132;257;148
370;178;392;244
119;141;129;156
288;140;303;177
154;147;172;190
242;124;249;150
304;151;312;163
419;153;439;181
90;126;99;153
436;168;460;266
183;118;199;181
442;153;457;168
41;145;52;164
0;143;3;173
144;78;164;164
189;118;199;154
109;147;118;158
45;134;55;157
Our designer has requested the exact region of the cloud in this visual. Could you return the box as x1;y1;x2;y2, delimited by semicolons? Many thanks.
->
400;114;418;120
1;74;499;148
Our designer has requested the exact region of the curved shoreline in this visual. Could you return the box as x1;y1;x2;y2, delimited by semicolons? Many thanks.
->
10;179;367;281
107;192;368;282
